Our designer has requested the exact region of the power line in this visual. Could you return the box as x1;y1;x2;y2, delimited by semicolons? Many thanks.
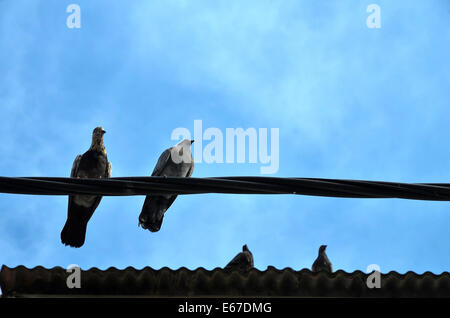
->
1;176;450;201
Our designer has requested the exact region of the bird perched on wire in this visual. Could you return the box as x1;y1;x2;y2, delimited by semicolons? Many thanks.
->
61;126;112;248
138;139;194;232
224;244;254;272
312;245;333;273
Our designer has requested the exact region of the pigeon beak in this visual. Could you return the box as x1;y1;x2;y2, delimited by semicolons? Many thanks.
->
190;140;195;144
102;129;106;134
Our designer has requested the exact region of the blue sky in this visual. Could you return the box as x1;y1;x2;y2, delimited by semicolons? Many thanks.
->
0;0;449;278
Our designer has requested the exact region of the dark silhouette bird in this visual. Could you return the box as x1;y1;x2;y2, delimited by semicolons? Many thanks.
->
61;126;112;248
138;139;194;232
312;245;333;273
224;244;254;272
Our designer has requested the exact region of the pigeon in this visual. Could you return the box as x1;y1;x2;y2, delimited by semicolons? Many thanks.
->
312;245;333;273
138;139;194;232
61;126;112;248
224;244;254;272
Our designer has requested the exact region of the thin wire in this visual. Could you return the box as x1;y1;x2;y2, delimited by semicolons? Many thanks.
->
1;176;450;201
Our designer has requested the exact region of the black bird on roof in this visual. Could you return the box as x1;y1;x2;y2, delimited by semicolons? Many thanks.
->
138;139;194;232
312;245;333;273
224;244;254;272
60;126;112;248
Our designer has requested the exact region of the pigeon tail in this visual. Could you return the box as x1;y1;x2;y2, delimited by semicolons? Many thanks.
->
61;203;94;248
61;220;88;248
139;195;177;232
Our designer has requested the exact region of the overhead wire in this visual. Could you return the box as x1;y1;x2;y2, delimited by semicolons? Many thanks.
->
0;176;450;201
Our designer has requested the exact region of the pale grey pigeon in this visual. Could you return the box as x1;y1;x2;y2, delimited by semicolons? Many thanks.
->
224;244;254;272
61;126;112;248
312;245;333;273
138;139;194;232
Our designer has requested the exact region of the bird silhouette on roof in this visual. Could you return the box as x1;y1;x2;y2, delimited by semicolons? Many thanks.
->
312;245;333;273
224;244;254;272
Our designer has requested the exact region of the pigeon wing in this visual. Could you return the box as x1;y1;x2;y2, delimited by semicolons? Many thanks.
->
224;252;252;270
68;155;81;208
311;258;319;272
70;155;82;178
151;148;172;176
87;156;110;213
326;257;333;272
83;158;111;219
185;155;194;178
106;161;112;178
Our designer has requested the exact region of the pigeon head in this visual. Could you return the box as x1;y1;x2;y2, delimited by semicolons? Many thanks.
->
90;127;106;152
172;139;194;164
319;245;327;253
177;139;194;147
93;126;106;136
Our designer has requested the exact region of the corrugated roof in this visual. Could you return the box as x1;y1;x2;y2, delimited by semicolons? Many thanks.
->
1;265;449;298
